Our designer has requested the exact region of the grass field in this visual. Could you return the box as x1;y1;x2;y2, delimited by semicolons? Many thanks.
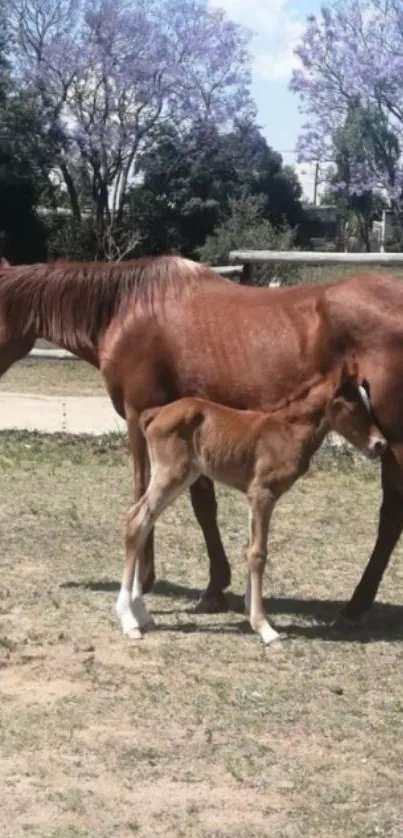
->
0;360;104;396
1;433;403;838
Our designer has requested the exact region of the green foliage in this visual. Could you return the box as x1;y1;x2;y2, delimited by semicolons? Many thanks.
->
198;194;298;285
0;17;55;262
128;122;302;259
0;85;53;260
45;216;98;261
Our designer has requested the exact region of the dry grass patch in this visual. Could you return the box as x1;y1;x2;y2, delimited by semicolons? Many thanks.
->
0;360;104;396
290;264;403;286
0;433;403;838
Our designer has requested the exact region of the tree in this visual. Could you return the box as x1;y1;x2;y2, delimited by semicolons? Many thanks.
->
127;121;303;257
290;0;403;209
322;102;389;250
0;7;10;104
5;0;255;258
0;13;53;261
198;193;296;285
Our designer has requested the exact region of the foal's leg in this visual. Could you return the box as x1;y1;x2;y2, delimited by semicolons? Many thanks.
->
117;466;194;638
116;488;156;639
189;477;232;613
246;489;280;645
339;447;403;623
125;412;155;599
118;416;197;638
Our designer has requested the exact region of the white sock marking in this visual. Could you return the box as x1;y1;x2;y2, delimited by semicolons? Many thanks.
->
116;586;142;635
259;621;280;646
131;561;142;600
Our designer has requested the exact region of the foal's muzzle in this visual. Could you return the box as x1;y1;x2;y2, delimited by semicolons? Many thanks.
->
366;435;388;460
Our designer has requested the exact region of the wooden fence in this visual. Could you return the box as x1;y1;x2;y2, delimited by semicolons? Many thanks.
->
25;252;403;361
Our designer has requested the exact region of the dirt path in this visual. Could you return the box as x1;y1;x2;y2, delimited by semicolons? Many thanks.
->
0;392;126;435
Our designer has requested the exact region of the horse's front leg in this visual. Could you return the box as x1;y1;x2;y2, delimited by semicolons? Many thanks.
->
189;477;232;613
339;447;403;624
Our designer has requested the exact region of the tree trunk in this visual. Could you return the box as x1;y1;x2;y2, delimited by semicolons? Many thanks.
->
59;161;81;223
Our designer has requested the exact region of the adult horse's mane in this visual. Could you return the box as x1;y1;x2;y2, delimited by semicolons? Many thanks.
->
0;255;225;350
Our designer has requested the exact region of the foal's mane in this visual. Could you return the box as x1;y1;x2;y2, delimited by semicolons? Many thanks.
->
266;367;340;421
0;255;225;350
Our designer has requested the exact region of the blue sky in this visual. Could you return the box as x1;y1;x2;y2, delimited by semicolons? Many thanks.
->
209;0;323;199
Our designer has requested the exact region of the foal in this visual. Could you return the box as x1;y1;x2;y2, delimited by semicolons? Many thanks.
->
116;360;387;645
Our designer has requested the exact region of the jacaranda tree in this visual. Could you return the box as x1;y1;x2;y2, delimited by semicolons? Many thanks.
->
290;0;403;210
5;0;255;258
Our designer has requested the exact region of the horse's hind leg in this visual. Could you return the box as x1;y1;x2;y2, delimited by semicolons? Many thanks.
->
339;446;403;624
189;477;232;613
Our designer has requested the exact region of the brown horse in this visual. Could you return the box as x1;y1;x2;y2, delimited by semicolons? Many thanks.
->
0;255;401;624
117;357;386;644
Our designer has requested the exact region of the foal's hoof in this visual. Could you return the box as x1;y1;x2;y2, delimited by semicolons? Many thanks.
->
264;636;283;648
192;590;230;614
125;628;143;641
260;624;282;646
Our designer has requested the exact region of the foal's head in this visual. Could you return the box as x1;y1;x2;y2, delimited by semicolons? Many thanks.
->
327;360;387;460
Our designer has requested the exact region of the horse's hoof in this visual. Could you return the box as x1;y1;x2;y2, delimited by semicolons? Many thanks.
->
142;615;156;632
141;573;156;595
125;628;143;641
192;591;230;614
331;610;369;630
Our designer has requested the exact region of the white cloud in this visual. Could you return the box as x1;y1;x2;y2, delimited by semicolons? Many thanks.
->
253;18;304;81
209;0;304;82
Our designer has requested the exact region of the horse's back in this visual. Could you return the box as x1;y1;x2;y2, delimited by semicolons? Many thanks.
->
161;283;329;408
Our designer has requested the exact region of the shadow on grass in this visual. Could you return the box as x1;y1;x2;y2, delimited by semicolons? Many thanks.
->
61;577;403;642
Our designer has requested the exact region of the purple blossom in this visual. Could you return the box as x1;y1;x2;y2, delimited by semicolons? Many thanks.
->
3;0;255;219
291;0;403;204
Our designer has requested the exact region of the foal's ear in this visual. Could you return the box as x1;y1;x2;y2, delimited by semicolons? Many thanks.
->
339;359;349;384
339;354;359;386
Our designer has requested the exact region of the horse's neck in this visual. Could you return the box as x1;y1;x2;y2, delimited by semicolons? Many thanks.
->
17;269;103;366
36;325;100;367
